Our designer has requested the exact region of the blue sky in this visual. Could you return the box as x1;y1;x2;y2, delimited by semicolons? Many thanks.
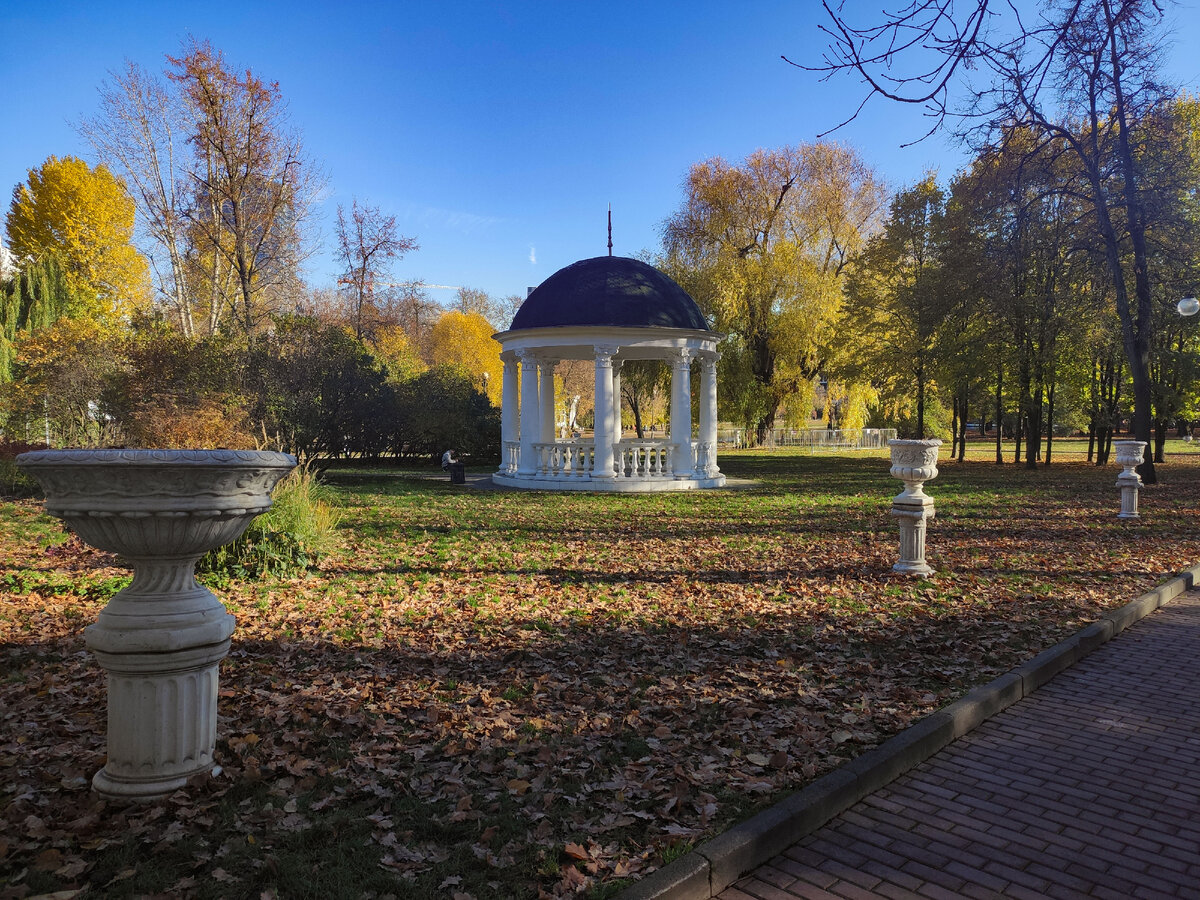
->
2;1;1198;303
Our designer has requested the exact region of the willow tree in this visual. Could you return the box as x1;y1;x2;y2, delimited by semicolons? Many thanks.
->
663;143;885;443
0;255;80;383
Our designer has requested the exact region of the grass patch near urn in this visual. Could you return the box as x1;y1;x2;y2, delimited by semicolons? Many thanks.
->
3;445;1200;898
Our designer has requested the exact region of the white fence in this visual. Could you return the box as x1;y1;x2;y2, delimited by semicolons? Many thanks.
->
716;427;898;452
501;438;717;482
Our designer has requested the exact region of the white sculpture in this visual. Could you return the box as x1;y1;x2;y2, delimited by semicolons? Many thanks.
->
16;449;295;800
1113;440;1147;518
888;439;942;577
567;394;581;435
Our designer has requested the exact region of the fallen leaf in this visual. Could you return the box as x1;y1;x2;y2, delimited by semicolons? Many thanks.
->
563;842;589;861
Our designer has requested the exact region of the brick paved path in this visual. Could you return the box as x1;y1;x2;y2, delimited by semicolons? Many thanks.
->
719;592;1200;900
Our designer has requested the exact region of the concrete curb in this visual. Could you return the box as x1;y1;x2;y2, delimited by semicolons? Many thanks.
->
618;564;1200;900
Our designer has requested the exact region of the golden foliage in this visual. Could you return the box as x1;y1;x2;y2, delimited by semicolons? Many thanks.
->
427;310;502;404
368;323;427;382
5;155;150;315
664;142;886;437
1;317;123;446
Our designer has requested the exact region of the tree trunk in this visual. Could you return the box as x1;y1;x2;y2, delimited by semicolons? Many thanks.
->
951;394;960;458
1013;411;1022;465
1024;386;1042;469
1097;0;1157;483
1045;378;1055;467
958;391;969;460
754;409;777;446
628;392;644;439
916;364;926;439
994;359;1004;465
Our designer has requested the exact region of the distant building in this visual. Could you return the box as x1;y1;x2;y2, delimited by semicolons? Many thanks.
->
0;245;15;281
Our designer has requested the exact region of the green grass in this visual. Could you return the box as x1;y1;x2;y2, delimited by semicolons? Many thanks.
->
4;446;1200;898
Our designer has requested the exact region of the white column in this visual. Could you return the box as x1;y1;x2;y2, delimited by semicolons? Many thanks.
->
539;360;557;443
592;345;619;479
669;349;693;475
699;353;720;477
517;350;540;476
499;354;518;472
612;360;623;440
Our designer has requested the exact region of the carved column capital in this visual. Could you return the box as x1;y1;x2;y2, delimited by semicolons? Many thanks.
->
594;345;620;367
668;347;693;370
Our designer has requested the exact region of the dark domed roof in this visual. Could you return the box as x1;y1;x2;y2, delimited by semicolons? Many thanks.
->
510;256;708;331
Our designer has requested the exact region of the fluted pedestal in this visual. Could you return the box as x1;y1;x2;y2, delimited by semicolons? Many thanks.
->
1113;440;1146;519
889;439;942;578
16;449;295;800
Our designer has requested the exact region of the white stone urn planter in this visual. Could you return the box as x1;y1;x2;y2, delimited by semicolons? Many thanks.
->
888;439;942;577
16;449;296;800
1113;440;1147;519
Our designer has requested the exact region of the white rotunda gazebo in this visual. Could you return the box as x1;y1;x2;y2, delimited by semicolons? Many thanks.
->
492;256;725;491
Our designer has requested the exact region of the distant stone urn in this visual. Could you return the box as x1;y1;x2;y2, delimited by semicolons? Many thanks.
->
888;439;942;577
16;449;296;800
1113;440;1147;519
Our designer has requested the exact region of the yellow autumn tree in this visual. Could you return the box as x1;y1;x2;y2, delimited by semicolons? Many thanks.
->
369;323;427;383
1;316;124;446
427;310;502;405
5;155;150;317
663;143;886;443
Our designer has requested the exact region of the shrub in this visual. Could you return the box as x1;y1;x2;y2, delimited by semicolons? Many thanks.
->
392;364;500;461
103;323;254;449
0;440;48;498
198;462;339;579
120;394;255;449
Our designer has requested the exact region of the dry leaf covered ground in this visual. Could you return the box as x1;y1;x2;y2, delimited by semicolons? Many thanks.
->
3;445;1200;899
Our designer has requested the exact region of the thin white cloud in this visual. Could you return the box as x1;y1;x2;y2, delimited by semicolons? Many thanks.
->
404;205;504;234
529;245;537;264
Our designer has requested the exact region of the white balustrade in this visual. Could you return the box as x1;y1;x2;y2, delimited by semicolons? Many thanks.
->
532;441;597;480
500;441;520;475
617;440;674;479
691;440;715;477
525;439;687;482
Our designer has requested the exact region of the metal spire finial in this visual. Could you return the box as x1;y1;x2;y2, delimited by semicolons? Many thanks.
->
607;205;613;257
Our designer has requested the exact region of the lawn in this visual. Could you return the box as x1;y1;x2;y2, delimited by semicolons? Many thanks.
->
3;445;1199;899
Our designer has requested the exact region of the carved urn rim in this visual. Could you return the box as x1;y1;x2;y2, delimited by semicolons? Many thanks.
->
1112;440;1146;458
887;438;944;449
16;448;296;468
16;448;298;518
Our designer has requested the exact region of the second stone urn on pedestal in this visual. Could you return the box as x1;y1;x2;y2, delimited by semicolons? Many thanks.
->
1113;440;1147;518
16;449;295;801
889;439;942;578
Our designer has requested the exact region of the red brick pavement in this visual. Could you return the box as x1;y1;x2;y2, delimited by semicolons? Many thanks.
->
718;591;1200;899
